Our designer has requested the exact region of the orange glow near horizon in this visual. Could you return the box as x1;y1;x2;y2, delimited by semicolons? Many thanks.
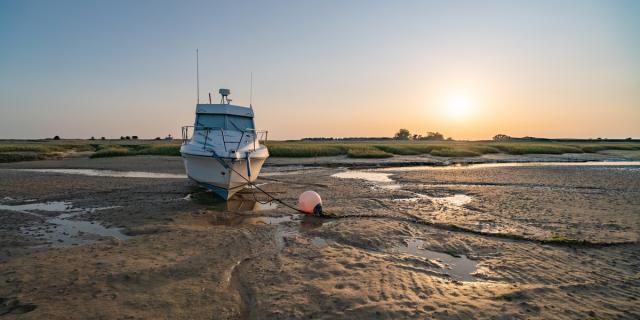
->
0;1;638;141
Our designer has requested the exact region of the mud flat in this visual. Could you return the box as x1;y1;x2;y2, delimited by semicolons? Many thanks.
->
1;156;639;319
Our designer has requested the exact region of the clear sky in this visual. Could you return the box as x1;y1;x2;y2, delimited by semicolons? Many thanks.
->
1;0;639;140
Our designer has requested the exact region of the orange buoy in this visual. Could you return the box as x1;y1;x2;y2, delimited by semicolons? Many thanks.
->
298;191;322;215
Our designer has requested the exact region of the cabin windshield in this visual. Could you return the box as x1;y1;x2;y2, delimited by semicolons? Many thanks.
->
195;114;255;131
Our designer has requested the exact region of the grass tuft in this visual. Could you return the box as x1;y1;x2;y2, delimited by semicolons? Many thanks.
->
346;146;393;158
90;146;131;158
575;144;640;153
265;143;345;157
491;143;583;155
90;144;180;158
430;148;481;157
136;145;181;156
0;144;92;153
374;145;426;155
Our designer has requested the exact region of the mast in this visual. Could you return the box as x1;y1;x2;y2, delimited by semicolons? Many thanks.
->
196;49;200;104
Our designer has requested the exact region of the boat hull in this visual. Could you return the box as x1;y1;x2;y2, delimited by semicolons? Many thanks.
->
182;153;267;200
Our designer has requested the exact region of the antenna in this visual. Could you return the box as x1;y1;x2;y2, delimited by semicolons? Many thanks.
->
196;49;200;104
249;72;253;109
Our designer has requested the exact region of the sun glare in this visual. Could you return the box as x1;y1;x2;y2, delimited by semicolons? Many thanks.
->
444;92;476;120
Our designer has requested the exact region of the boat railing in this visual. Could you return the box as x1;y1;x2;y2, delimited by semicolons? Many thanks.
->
181;126;268;153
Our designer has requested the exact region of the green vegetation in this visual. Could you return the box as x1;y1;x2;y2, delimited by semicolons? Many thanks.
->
0;144;92;153
346;146;393;158
90;144;180;158
266;141;640;158
491;143;583;155
374;144;434;155
265;143;345;157
1;140;639;162
573;144;640;153
0;143;95;162
430;148;481;157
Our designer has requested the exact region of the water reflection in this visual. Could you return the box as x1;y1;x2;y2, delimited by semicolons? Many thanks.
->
0;200;127;247
393;238;478;282
187;190;279;212
332;170;401;189
377;161;640;172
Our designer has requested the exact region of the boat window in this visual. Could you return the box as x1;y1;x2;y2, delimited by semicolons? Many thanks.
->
227;115;254;131
195;114;254;130
196;114;225;128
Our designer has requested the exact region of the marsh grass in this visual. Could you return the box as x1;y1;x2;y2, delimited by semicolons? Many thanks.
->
491;143;583;155
0;144;93;153
138;145;181;156
265;143;345;157
346;146;393;158
3;140;639;160
267;141;640;158
374;145;430;155
572;144;640;153
91;147;131;158
430;148;481;157
90;144;180;158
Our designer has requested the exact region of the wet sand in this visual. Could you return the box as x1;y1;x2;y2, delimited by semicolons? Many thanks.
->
1;155;639;319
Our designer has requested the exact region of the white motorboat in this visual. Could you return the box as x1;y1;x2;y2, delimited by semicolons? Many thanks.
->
180;89;269;200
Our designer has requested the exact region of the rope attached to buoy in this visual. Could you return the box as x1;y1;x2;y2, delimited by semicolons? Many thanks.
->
209;152;326;216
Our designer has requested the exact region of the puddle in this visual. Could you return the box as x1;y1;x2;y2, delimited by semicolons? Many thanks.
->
332;170;393;182
377;161;640;172
0;201;77;213
432;194;472;206
0;201;119;216
246;182;271;188
332;170;401;190
214;200;279;212
10;169;187;179
300;215;331;230
246;215;294;225
392;191;472;208
0;200;127;247
206;213;296;227
23;218;129;247
333;170;473;207
187;190;279;212
393;238;478;282
261;167;326;177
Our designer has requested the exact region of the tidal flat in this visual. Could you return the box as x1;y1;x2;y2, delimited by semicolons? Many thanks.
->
0;154;639;319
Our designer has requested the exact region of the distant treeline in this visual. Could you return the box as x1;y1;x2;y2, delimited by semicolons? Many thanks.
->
299;130;637;142
300;137;394;141
301;129;451;141
491;134;637;143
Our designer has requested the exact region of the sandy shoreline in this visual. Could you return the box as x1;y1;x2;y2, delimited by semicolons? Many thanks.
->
1;155;639;319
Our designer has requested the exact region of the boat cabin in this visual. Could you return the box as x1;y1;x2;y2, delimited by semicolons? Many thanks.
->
194;104;255;132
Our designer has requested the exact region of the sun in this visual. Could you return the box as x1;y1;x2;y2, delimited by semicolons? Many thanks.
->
444;92;477;119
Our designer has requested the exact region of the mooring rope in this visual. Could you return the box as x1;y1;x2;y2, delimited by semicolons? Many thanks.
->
209;152;305;214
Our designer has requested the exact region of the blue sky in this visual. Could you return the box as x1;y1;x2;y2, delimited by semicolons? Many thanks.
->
1;0;639;139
